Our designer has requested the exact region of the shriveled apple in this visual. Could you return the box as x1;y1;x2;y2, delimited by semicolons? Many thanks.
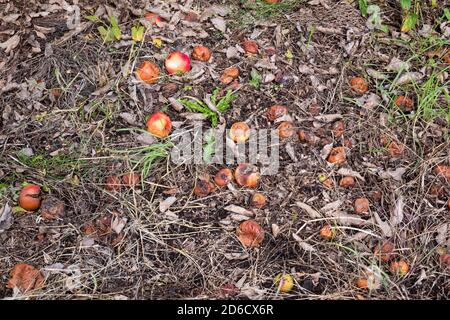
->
355;278;368;289
146;112;172;138
242;40;259;54
354;198;369;215
136;61;160;84
390;260;409;276
266;105;287;121
236;219;264;247
319;225;335;239
327;147;346;164
434;165;450;180
331;121;345;137
277;121;294;139
274;274;294;293
194;177;215;197
235;163;260;188
373;241;395;262
105;176;121;191
395;96;414;112
230;122;250;142
251;192;266;209
220;66;239;85
192;45;211;62
349;76;368;94
339;176;355;188
165;51;191;75
122;172;140;186
214;168;233;187
18;184;41;211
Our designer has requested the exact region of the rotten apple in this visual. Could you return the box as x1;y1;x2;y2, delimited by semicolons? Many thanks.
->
136;61;160;84
234;164;260;188
192;45;211;62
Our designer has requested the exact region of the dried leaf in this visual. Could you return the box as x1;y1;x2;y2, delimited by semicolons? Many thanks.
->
386;57;410;72
0;202;13;233
337;168;365;181
159;196;177;213
394;72;423;86
379;167;406;181
7;264;44;293
0;35;20;53
390;196;404;226
435;224;448;246
295;202;322;218
111;214;127;234
224;205;254;217
373;211;392;237
211;17;226;33
292;233;317;252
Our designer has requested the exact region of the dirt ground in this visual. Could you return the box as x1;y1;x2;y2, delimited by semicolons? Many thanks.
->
0;0;449;300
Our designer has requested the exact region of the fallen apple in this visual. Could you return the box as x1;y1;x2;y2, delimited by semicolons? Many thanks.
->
266;105;287;121
230;122;251;142
18;184;41;211
220;66;239;85
165;51;191;75
327;147;346;164
235;163;260;188
192;45;211;62
373;241;395;262
122;172;140;186
219;283;239;298
146;111;172;138
105;176;121;191
273;274;294;293
242;39;259;54
355;278;368;289
194;177;215;197
236;220;264;247
395;96;414;112
434;165;450;180
277;121;294;139
251;192;266;209
349;76;368;94
298;130;320;145
331;121;345;137
390;260;409;276
319;225;335;239
440;253;450;266
144;12;162;25
354;198;369;215
339;176;355;188
387;141;405;157
136;61;160;84
214;168;233;187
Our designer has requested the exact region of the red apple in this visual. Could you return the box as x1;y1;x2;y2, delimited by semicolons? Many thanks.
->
136;61;160;84
18;184;41;211
165;51;191;75
146;112;172;138
145;12;162;25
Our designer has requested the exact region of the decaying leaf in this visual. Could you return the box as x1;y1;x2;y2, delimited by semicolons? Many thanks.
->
390;196;404;226
159;196;177;213
292;233;316;252
337;168;366;181
7;263;45;293
0;202;13;233
224;205;254;217
0;35;20;54
373;211;393;237
211;17;227;33
295;202;322;218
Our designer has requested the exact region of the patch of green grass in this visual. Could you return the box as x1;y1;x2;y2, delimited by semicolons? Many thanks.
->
178;89;237;127
16;153;85;173
231;0;303;29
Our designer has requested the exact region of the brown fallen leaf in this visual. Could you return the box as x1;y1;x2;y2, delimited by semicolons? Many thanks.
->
41;197;65;220
7;263;45;293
